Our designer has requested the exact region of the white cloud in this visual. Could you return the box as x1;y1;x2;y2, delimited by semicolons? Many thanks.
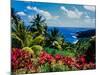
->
28;15;34;21
27;6;59;20
83;5;95;12
28;15;32;20
60;6;83;19
85;15;90;19
84;18;95;24
60;6;95;28
16;11;26;16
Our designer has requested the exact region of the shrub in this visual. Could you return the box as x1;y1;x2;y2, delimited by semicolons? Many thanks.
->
74;54;96;70
38;63;51;72
31;45;43;57
11;48;36;74
51;64;66;72
22;47;34;54
44;47;76;57
39;51;54;64
55;54;63;60
32;35;45;45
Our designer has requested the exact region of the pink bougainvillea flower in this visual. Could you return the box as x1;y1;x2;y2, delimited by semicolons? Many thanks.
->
11;48;34;71
63;56;74;65
79;55;86;64
55;54;62;60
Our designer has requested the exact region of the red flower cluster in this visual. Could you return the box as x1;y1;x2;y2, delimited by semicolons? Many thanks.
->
63;56;74;65
39;51;74;66
55;54;62;60
74;55;96;69
78;55;87;64
39;51;96;70
39;51;54;64
11;48;34;71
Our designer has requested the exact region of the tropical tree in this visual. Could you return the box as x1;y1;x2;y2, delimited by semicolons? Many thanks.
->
45;28;64;50
11;9;33;48
85;36;96;63
11;8;21;32
27;14;49;46
29;14;47;36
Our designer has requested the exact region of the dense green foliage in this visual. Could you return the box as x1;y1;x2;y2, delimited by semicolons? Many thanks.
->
44;47;76;57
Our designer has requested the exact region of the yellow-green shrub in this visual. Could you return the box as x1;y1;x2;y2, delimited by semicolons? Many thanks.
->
31;45;43;56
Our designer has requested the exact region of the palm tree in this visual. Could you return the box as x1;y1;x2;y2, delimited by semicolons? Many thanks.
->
27;14;49;46
11;9;33;48
29;14;47;36
11;8;23;32
46;28;64;50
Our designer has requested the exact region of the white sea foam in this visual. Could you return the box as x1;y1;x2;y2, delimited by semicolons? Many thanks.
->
72;35;77;38
73;40;78;44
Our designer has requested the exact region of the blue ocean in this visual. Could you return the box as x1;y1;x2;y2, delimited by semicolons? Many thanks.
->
48;27;95;43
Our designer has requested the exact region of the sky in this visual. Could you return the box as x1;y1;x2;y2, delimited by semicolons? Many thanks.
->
12;0;96;28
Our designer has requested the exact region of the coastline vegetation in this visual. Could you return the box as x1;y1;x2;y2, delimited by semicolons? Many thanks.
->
11;9;96;74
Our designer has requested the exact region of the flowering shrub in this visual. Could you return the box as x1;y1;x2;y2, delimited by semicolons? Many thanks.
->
11;48;36;73
74;55;96;70
38;51;96;71
55;54;62;60
12;49;96;73
63;56;74;66
76;55;87;65
39;51;54;64
39;51;74;66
